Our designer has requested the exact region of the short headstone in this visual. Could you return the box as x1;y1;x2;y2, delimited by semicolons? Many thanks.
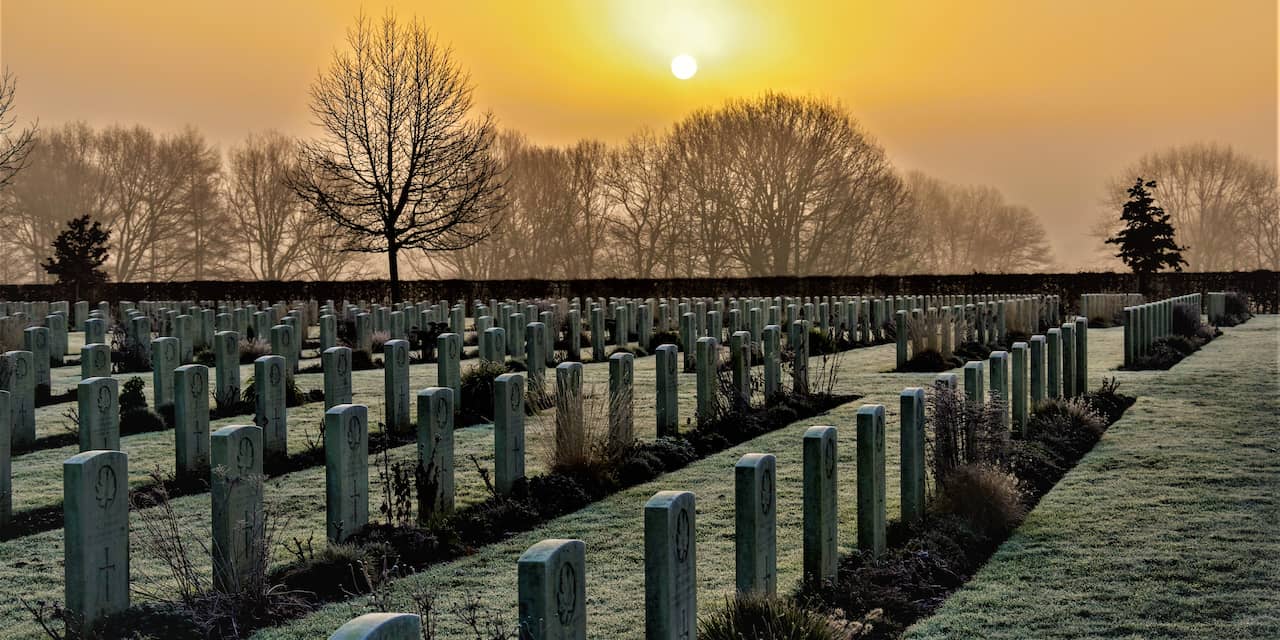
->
735;453;777;595
174;365;210;475
803;425;838;581
323;346;353;409
895;310;909;369
0;390;9;527
679;312;696;373
254;355;288;462
963;361;985;408
494;373;526;495
81;343;111;379
355;313;373;354
899;388;926;524
77;377;119;452
211;424;263;593
644;490;697;640
517;539;588;640
270;324;297;382
416;387;454;522
84;318;107;347
63;449;129;637
590;307;605;362
325;403;369;543
328;612;421;640
856;404;887;556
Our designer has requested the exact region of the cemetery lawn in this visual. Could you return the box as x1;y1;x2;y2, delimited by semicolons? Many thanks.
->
908;315;1280;639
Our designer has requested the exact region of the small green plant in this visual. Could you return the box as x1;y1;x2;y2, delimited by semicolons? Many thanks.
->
460;359;509;420
700;594;842;640
119;376;147;415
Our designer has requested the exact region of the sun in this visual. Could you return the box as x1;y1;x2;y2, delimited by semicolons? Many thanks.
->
671;54;698;80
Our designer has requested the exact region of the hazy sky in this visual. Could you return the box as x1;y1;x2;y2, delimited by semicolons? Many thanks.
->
2;1;1276;270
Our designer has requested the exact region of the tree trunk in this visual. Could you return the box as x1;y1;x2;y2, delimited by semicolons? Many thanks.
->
388;246;401;303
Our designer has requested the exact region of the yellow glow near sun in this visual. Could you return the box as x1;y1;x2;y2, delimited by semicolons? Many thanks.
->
671;54;698;80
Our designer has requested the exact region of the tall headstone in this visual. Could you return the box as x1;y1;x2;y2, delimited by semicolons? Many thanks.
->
644;490;697;640
152;336;180;410
1010;342;1028;432
790;320;809;395
802;425;838;582
438;333;462;407
856;404;887;556
325;403;369;543
1060;323;1076;398
695;337;718;425
77;377;119;452
211;425;263;593
653;345;678;438
679;312;696;373
762;325;781;401
517;539;588;640
214;331;241;411
899;388;926;524
174;365;210;476
729;330;751;411
3;351;35;447
1029;335;1046;406
84;318;107;347
319;314;337;353
526;322;547;393
963;361;985;408
895;310;909;369
590;307;605;362
416;387;454;522
735;453;776;595
355;312;373;355
607;352;634;454
383;339;411;435
25;326;51;389
1074;316;1088;396
64;449;129;637
1046;328;1062;399
270;324;297;382
0;391;9;526
494;373;526;495
254;355;288;462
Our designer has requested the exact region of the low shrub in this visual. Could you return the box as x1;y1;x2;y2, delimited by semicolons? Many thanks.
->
647;329;681;352
459;359;509;420
700;594;844;640
371;330;391;353
119;376;147;415
934;463;1026;539
1221;291;1251;326
807;327;840;355
121;407;167;436
241;374;307;408
1172;302;1202;338
898;349;949;372
238;339;271;364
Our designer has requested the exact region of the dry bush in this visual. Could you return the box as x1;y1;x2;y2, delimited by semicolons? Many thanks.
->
238;338;271;362
371;330;392;353
537;383;618;480
926;382;1008;497
934;463;1026;538
700;594;851;640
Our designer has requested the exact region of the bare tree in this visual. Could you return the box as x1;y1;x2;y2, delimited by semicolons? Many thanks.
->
291;11;505;300
903;173;1054;273
1098;143;1277;271
0;68;36;193
603;128;678;277
2;122;103;282
227;131;310;280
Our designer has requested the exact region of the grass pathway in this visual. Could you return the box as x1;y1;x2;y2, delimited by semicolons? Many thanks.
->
908;315;1280;638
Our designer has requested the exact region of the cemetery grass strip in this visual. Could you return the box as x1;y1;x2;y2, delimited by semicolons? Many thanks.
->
100;390;859;639
907;315;1280;638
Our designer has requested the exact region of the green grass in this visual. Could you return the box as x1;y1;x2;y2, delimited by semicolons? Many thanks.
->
906;315;1280;638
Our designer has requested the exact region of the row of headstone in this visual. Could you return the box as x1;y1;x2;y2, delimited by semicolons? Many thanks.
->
1079;293;1144;325
1123;294;1202;367
895;296;1061;369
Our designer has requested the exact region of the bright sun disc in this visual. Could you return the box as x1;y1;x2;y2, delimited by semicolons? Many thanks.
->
671;54;697;80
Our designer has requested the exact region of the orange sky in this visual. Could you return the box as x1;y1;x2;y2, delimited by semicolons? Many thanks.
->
2;0;1276;270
